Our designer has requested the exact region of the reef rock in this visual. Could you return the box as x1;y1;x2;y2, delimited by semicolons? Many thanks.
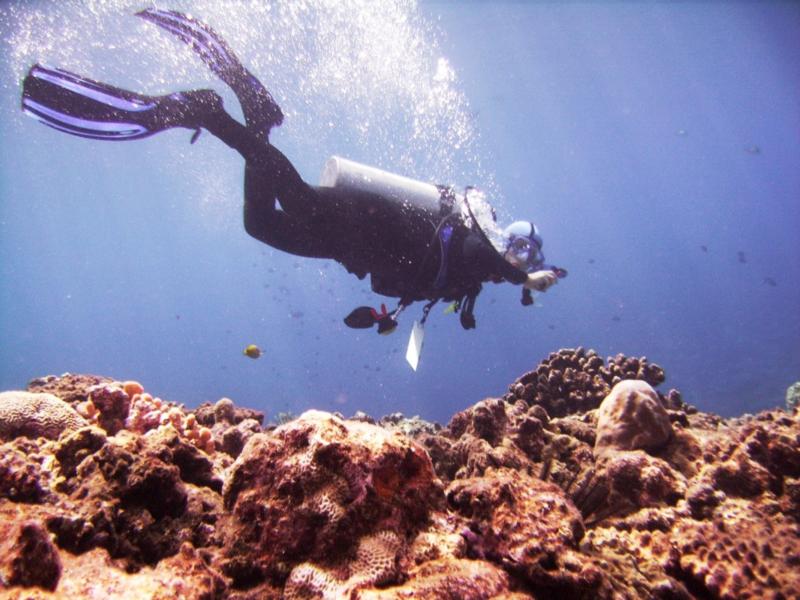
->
594;379;673;457
0;520;62;591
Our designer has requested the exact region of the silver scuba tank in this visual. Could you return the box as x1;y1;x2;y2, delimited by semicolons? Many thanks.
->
319;156;442;214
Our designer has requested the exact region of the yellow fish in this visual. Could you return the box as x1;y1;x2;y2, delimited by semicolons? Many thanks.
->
243;344;262;359
443;302;458;315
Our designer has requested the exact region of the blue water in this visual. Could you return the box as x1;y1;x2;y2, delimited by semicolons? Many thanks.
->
1;1;798;424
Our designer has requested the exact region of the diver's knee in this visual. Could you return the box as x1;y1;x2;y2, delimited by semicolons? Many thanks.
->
243;210;262;239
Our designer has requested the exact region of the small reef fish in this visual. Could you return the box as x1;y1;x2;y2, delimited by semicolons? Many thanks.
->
243;344;262;359
737;251;747;264
763;277;777;287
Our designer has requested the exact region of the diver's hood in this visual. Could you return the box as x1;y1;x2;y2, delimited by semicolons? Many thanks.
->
502;220;544;271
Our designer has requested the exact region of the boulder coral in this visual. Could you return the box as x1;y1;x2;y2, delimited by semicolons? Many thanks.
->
0;355;798;599
594;379;673;457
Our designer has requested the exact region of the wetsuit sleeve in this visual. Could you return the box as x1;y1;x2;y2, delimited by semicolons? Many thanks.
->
462;232;527;284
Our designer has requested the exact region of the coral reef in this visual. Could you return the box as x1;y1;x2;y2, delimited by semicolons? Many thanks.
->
0;351;798;599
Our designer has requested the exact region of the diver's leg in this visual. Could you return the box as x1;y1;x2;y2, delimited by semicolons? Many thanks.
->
242;165;332;258
23;64;308;209
198;110;318;214
22;65;327;257
192;107;334;258
136;8;282;141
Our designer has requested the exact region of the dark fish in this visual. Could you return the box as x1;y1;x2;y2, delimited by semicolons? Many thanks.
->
344;306;378;329
611;315;621;322
700;245;708;253
745;145;761;155
737;251;747;264
763;277;777;287
290;310;304;319
588;258;596;264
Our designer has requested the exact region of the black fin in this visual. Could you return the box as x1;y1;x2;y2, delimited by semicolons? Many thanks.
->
21;64;221;142
137;8;283;140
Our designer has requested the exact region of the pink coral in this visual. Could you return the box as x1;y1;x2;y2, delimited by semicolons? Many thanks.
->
125;392;214;454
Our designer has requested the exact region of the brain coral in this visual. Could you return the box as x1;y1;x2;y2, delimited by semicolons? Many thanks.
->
356;557;516;599
0;391;88;441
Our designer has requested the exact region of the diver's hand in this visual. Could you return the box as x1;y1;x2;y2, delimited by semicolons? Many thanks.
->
524;270;558;292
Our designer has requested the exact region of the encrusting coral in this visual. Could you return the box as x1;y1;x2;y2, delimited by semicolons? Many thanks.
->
0;349;798;599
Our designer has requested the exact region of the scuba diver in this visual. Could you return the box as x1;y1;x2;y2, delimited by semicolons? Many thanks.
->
21;9;566;339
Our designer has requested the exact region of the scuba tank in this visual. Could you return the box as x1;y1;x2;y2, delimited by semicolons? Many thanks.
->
319;156;442;215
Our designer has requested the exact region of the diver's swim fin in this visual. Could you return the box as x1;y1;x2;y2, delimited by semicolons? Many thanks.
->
136;8;283;140
22;64;221;141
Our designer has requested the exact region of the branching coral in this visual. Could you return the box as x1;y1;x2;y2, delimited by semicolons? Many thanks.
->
504;347;672;417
